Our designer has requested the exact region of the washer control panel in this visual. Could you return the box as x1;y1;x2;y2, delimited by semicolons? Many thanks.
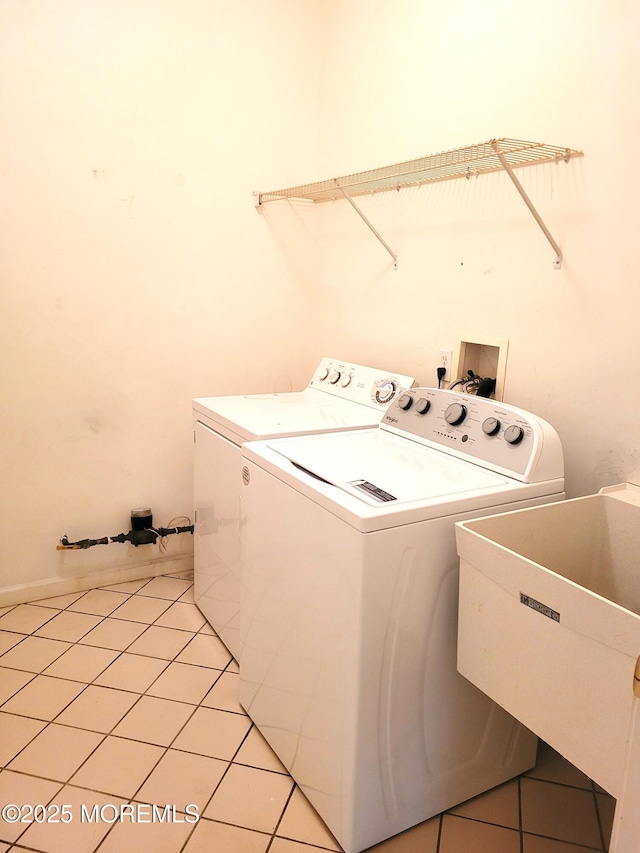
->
381;387;563;483
308;358;416;409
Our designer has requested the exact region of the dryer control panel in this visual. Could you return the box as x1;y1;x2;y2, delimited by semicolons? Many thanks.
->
381;388;563;484
307;357;416;409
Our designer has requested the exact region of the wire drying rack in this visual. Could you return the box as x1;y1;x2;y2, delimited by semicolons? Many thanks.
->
254;138;583;269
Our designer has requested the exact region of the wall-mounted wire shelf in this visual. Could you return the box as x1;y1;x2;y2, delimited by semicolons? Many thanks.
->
254;138;583;270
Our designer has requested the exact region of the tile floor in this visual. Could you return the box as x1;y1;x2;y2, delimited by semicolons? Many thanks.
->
0;569;615;853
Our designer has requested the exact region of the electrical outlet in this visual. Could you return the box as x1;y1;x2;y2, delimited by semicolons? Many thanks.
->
439;350;453;384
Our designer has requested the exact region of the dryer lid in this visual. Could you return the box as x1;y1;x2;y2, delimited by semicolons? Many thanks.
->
193;390;386;443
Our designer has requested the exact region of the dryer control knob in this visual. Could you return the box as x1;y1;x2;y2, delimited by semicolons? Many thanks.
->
341;374;352;388
397;394;413;411
328;371;341;384
415;398;431;415
444;402;467;426
482;417;501;436
504;425;525;445
373;381;397;404
318;368;329;381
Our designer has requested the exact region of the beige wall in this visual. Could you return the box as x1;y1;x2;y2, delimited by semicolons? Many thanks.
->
2;0;639;601
313;0;639;499
0;0;321;598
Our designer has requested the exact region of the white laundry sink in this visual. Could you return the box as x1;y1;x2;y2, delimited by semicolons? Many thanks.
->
455;482;640;804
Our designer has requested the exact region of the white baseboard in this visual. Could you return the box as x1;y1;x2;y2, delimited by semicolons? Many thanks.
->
0;553;194;608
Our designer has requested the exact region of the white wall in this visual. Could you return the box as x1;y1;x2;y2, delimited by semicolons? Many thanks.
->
313;0;640;499
0;0;322;601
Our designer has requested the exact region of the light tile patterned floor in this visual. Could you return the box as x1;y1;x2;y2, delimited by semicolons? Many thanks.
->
0;570;615;853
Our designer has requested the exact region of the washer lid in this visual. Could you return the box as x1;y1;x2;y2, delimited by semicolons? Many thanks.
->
193;389;387;444
270;429;510;506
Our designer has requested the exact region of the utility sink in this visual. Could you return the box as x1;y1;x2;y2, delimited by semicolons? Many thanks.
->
456;483;640;851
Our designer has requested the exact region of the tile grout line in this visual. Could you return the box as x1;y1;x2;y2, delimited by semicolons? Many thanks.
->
0;576;198;851
173;722;258;852
518;775;524;853
265;783;297;853
591;779;608;852
1;575;615;853
520;828;605;851
0;580;198;852
0;577;218;702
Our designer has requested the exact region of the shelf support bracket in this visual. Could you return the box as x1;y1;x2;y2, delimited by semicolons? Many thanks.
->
334;180;398;270
491;140;563;270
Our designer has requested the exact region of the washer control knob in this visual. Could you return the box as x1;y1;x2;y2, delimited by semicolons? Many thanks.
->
504;425;525;445
319;368;329;381
397;394;413;411
415;398;431;415
340;374;352;388
482;417;501;436
373;380;397;405
328;371;341;384
444;402;467;426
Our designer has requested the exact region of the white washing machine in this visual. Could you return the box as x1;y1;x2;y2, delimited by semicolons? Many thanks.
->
239;387;565;853
192;358;415;660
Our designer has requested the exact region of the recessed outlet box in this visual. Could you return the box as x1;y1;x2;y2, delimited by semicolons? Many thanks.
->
452;335;509;401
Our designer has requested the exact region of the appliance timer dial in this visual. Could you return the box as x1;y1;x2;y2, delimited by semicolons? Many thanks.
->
444;402;467;426
372;380;398;405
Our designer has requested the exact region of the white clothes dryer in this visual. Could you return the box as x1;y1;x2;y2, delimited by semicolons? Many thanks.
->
239;387;565;853
192;358;415;660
